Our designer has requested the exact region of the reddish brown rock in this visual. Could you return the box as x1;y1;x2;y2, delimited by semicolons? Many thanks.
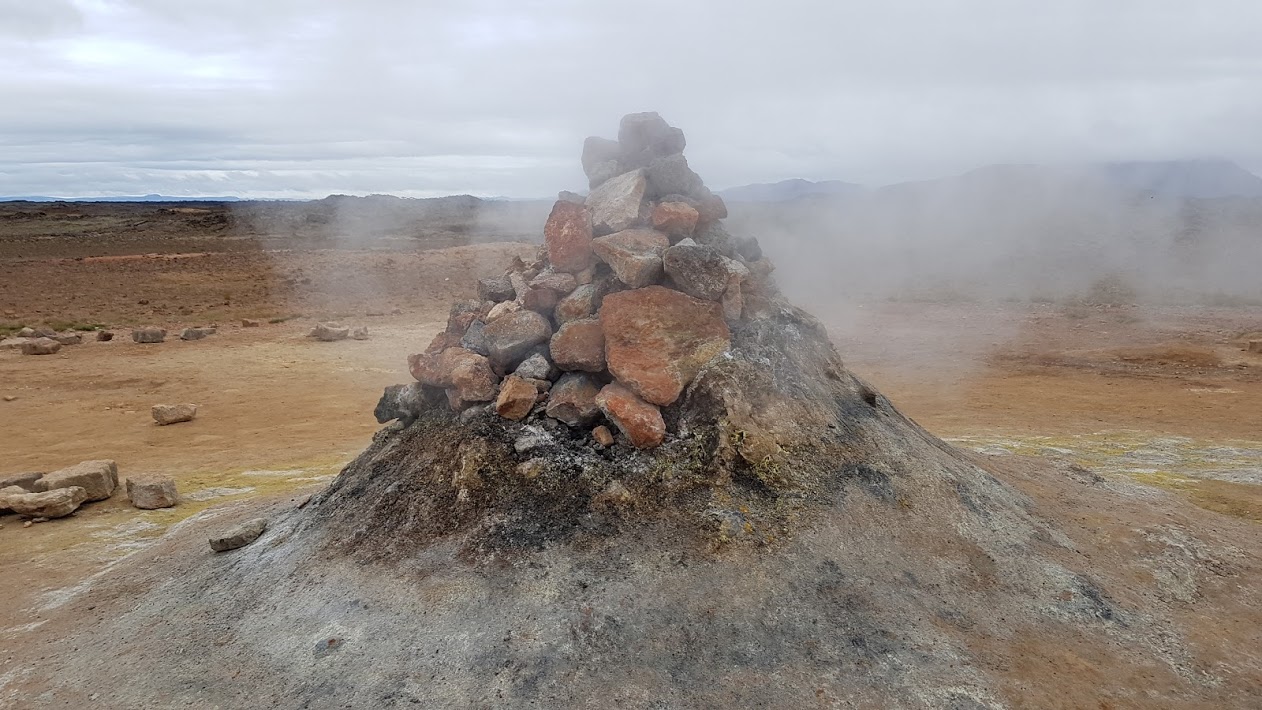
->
592;425;615;447
409;347;491;391
449;355;498;403
591;228;669;288
485;300;522;323
495;375;538;421
543;201;594;273
696;191;728;223
599;286;731;406
549;318;605;372
544;373;602;426
482;311;553;371
445;300;485;335
595;383;665;449
477;275;516;303
520;287;559;316
425;331;463;354
650;201;699;238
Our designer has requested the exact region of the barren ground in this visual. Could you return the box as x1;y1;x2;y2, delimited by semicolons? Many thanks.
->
1;203;1260;707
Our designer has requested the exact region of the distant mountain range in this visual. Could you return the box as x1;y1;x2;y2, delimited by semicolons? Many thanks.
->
717;178;864;202
719;160;1262;202
0;194;244;203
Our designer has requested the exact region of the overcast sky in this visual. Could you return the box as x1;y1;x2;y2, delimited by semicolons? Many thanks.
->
2;0;1260;198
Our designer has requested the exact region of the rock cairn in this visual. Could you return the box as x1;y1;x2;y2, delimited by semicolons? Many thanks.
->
401;113;771;449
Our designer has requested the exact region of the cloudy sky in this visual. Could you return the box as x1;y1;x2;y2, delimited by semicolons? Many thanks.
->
2;0;1260;198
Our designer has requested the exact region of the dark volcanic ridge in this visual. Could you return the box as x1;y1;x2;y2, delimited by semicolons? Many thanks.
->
15;114;1260;709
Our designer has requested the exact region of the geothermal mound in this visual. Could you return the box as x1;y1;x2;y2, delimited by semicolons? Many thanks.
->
21;115;1260;708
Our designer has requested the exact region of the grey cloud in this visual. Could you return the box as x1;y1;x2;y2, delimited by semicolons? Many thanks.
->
2;0;1260;197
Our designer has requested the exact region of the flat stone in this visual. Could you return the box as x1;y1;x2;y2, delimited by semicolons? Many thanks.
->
662;240;731;301
241;319;262;328
351;326;370;340
495;375;538;421
0;471;43;492
549;318;605;372
5;486;87;519
131;327;167;344
651;201;700;239
310;323;349;341
599;286;731;406
545;373;602;427
34;460;118;502
0;337;27;350
49;332;82;345
595;383;666;449
591;228;669;288
477;275;516;303
482;310;552;372
152;403;198;426
20;338;61;355
209;518;268;552
180;327;213;341
543;201;594;273
586;169;646;235
126;475;179;509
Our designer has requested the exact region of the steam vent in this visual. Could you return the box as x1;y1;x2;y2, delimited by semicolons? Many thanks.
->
32;115;1252;708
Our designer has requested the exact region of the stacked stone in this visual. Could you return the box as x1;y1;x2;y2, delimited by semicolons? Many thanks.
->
406;113;773;449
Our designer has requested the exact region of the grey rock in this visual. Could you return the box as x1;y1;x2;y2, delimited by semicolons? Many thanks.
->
152;403;198;426
310;322;350;341
514;353;556;381
482;310;552;372
734;235;763;262
96;330;115;341
617;112;686;169
581;136;622;181
5;486;86;518
644;153;705;200
477;275;516;303
460;320;488;355
663;241;731;301
34;460;118;502
209;518;268;552
586;169;646;235
0;471;43;492
554;283;602;324
180;327;212;341
132;327;167;344
49;332;83;345
587;161;624;189
351;326;370;340
557;191;586;205
529;270;578;295
591;229;669;288
16;327;35;338
126;475;179;509
20;337;61;355
374;383;433;425
545;372;603;427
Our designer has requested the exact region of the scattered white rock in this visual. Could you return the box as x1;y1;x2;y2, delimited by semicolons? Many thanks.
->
310;322;350;341
5;486;87;519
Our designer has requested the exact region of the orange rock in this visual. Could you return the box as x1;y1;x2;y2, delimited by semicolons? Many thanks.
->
599;286;731;406
595;383;665;449
425;331;462;354
650;201;699;238
544;200;594;273
495;375;537;421
549;318;605;372
409;347;494;396
592;425;615;446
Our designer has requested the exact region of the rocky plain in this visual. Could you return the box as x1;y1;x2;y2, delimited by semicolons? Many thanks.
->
0;115;1260;707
